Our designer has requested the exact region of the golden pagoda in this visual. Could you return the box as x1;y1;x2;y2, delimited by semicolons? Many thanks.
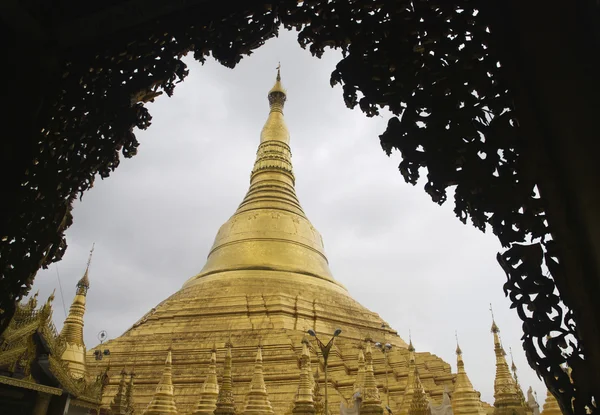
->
539;390;563;415
215;340;235;415
361;341;383;415
60;245;93;379
144;350;179;415
509;349;532;415
399;339;417;415
193;346;219;415
452;340;486;415
87;68;464;414
490;317;526;415
292;338;315;415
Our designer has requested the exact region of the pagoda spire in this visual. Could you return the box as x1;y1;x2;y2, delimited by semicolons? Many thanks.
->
353;347;366;395
293;337;316;415
125;370;136;415
361;340;383;415
407;371;428;415
193;346;220;415
183;66;340;290
59;244;93;379
539;390;562;415
215;340;235;415
143;350;178;415
111;369;129;415
243;345;274;415
489;307;525;415
451;336;485;415
399;338;417;415
509;348;531;414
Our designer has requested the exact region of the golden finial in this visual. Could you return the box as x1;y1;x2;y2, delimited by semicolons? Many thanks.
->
268;64;286;110
509;347;517;373
490;304;499;333
455;331;462;355
77;243;94;295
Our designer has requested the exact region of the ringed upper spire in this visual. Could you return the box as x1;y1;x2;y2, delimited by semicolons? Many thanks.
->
184;67;341;289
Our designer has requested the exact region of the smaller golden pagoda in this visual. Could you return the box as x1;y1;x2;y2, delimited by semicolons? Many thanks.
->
111;369;129;414
193;346;219;415
214;341;235;415
143;350;179;415
353;348;366;396
292;338;316;415
125;371;136;415
540;390;563;415
399;339;417;415
242;345;274;415
490;316;526;415
451;340;486;415
509;349;532;415
407;371;429;415
59;248;92;380
361;341;383;415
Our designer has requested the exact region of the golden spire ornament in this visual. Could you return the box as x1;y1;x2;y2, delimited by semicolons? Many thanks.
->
59;245;94;379
540;390;563;415
193;346;220;415
451;335;485;415
125;370;136;415
489;307;525;415
407;371;429;415
215;340;235;415
111;369;129;415
243;345;274;415
509;348;531;414
293;338;316;415
361;340;383;415
399;337;417;415
353;347;366;395
143;350;178;415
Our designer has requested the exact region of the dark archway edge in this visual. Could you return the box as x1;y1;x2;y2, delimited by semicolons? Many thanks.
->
0;0;598;412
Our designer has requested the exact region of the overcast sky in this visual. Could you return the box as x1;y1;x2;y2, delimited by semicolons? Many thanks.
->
32;29;546;404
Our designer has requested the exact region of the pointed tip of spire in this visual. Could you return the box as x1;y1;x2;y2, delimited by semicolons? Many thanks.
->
166;349;172;365
77;244;94;294
455;343;462;356
268;63;286;109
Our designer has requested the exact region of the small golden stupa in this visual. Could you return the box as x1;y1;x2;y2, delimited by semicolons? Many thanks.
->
86;67;459;414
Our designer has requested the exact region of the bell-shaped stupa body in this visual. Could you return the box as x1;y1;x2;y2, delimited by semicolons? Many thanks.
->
87;69;459;414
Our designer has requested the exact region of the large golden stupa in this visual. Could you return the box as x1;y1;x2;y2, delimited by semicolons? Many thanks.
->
87;69;457;414
52;68;544;415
